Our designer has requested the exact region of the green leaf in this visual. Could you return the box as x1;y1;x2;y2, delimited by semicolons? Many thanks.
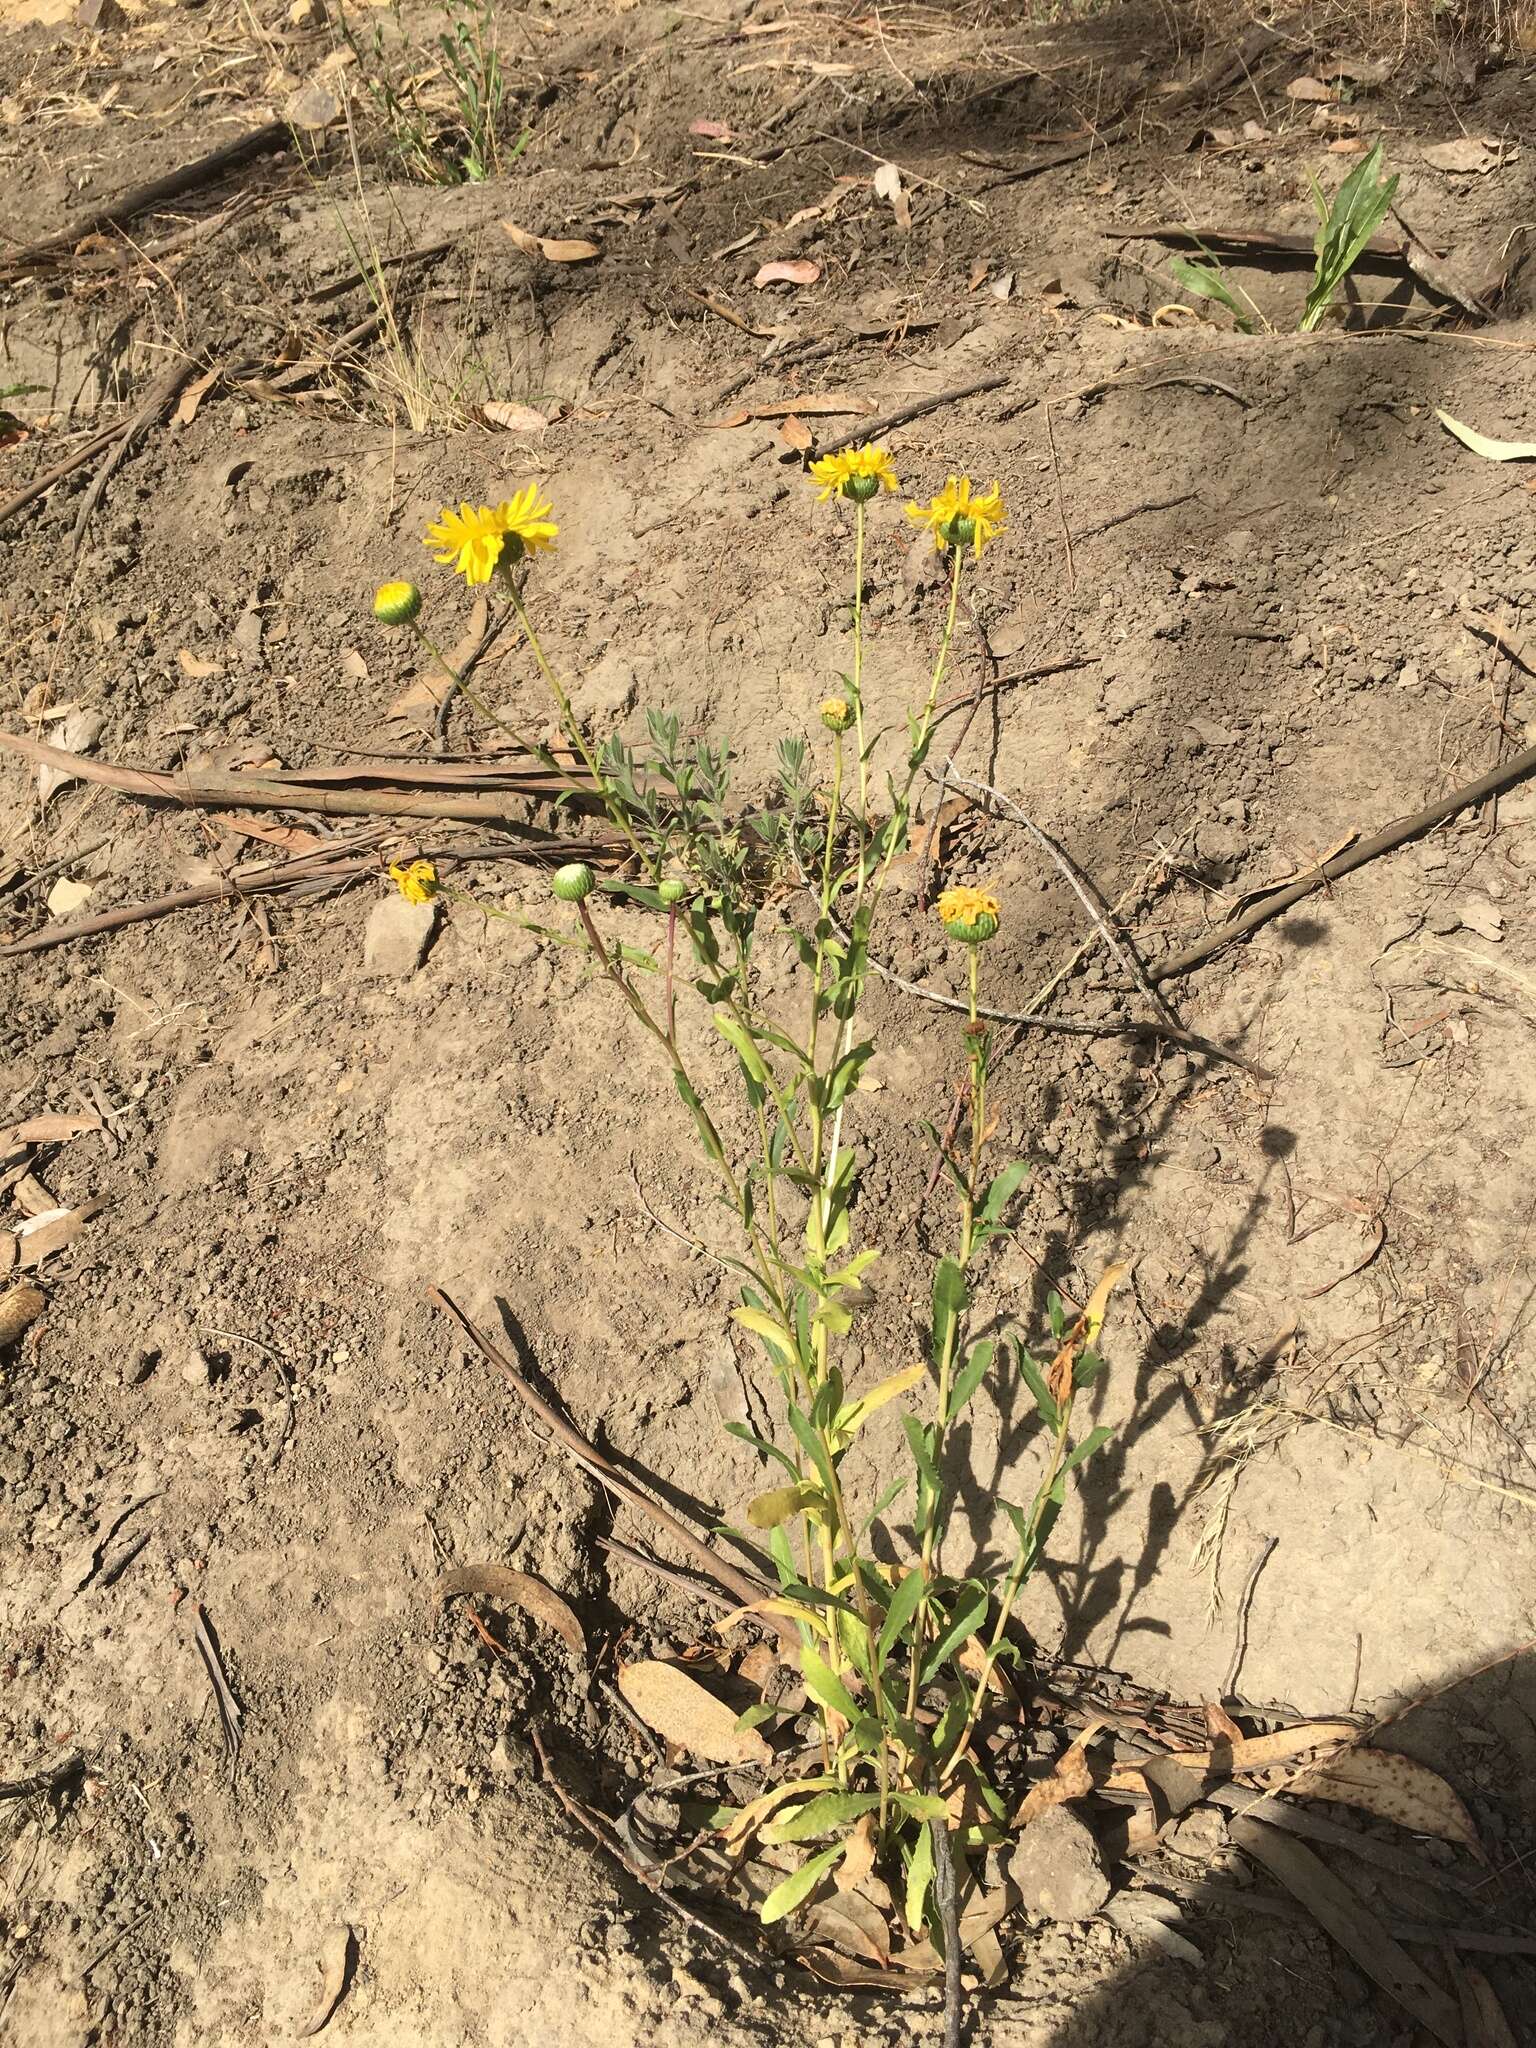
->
920;1580;991;1685
946;1339;996;1424
800;1645;860;1724
1017;1350;1060;1431
723;1421;799;1478
826;1039;875;1110
905;1823;935;1935
931;1257;969;1365
902;1414;941;1496
762;1791;881;1845
759;1843;844;1925
859;1473;910;1537
747;1482;828;1529
672;1068;725;1167
713;1008;769;1085
787;1405;838;1499
1063;1424;1114;1474
734;1700;780;1732
733;1303;797;1368
836;1361;926;1440
1301;139;1398;332
877;1569;927;1672
920;1119;969;1199
893;1792;951;1823
977;1161;1030;1235
1168;253;1256;333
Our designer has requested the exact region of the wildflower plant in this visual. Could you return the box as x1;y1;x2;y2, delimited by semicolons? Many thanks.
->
383;452;1118;1942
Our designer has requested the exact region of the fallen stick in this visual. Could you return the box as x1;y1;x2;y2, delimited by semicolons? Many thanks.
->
0;730;608;829
0;420;128;530
814;372;1008;459
0;834;386;959
429;1289;797;1647
1;119;291;272
72;359;197;553
1150;739;1536;983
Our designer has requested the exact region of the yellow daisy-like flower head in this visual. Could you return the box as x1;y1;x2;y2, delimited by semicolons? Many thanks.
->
389;858;438;905
373;580;422;625
808;443;900;504
907;476;1006;559
423;486;558;586
819;695;855;733
937;884;1000;945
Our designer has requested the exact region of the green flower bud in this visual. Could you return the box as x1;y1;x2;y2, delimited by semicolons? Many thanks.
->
941;513;977;550
373;580;422;625
657;878;686;905
552;862;596;904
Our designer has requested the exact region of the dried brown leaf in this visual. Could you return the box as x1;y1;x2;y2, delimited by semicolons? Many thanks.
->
388;598;489;725
294;1925;353;2037
502;220;600;263
175;369;220;426
13;1173;58;1219
1421;138;1512;175
1285;74;1334;101
10;1115;100;1144
16;1200;103;1269
177;647;222;679
1015;1720;1100;1824
1141;1717;1358;1778
435;1564;586;1663
0;1282;45;1348
753;259;821;289
872;160;911;232
834;1812;877;1893
482;401;549;433
340;648;369;681
37;707;105;809
689;118;734;139
1455;1959;1520;2048
617;1659;771;1765
778;414;813;452
1287;1746;1482;1853
801;1885;889;1964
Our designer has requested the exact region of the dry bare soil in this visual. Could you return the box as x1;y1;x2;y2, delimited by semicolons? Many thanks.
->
3;2;1536;2043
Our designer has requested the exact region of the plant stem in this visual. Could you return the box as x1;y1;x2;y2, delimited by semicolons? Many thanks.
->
407;619;537;754
851;501;870;827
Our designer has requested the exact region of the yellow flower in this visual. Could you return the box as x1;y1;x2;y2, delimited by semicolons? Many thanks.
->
820;696;854;733
937;884;1000;943
373;580;422;625
423;486;558;585
500;481;559;558
808;444;900;503
907;476;1006;558
389;859;438;904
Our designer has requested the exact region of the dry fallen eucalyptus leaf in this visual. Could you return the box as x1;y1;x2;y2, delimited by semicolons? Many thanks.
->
1437;410;1536;462
1421;138;1512;175
1287;1746;1482;1852
16;1201;103;1269
778;414;813;452
36;707;105;809
1285;74;1334;101
46;878;93;918
177;648;221;679
435;1564;586;1663
872;160;911;232
753;258;821;289
294;1924;354;2038
617;1658;772;1765
502;220;601;263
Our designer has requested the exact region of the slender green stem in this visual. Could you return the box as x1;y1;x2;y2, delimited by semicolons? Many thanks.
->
506;579;649;868
407;619;537;754
851;502;870;829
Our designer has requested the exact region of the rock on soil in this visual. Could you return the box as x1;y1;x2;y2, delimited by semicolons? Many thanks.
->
363;896;439;976
1009;1804;1112;1923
